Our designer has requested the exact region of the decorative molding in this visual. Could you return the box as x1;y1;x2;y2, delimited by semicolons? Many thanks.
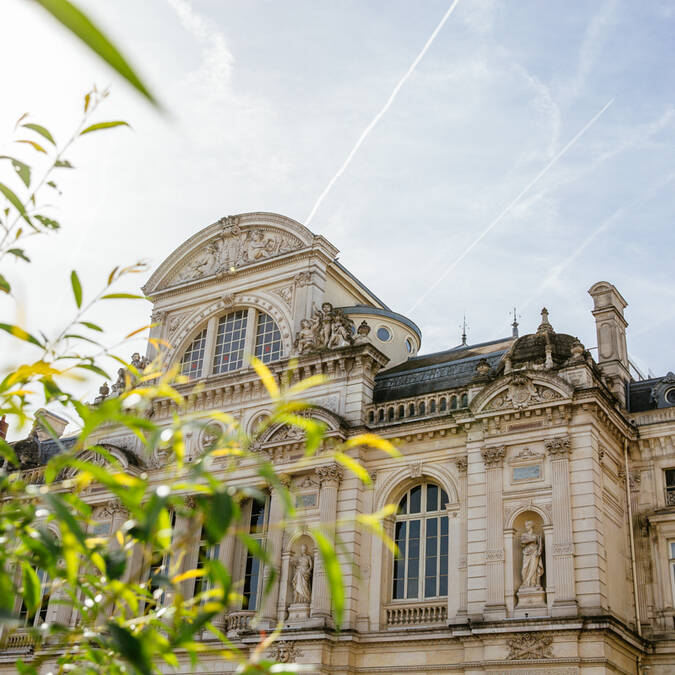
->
293;271;312;287
506;632;554;660
102;499;128;519
482;445;506;468
455;456;468;474
552;542;574;556
409;461;423;478
315;463;343;486
508;447;545;464
271;284;294;308
486;548;505;562
545;436;571;457
268;640;302;664
486;375;563;411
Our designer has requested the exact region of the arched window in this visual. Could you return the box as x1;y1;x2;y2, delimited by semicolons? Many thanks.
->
460;393;468;407
439;397;447;412
243;497;268;609
393;483;449;601
254;312;282;364
450;396;457;410
180;328;207;379
213;310;248;374
178;308;285;378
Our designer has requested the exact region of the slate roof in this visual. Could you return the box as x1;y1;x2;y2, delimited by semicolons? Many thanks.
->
628;373;675;413
373;337;512;403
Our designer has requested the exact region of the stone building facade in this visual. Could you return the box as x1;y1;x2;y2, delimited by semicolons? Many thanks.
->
2;212;675;674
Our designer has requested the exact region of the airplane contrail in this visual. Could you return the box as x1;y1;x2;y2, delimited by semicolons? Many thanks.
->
305;0;462;227
408;97;616;313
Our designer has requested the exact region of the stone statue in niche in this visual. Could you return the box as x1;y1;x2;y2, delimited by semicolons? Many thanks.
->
520;521;543;589
516;520;546;608
291;544;313;604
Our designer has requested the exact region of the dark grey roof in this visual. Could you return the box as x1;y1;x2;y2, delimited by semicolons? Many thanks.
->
341;305;422;340
373;342;508;403
629;372;675;413
40;435;77;462
333;261;391;311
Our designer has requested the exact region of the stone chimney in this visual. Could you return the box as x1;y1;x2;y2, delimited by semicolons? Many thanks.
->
588;282;630;406
34;409;68;441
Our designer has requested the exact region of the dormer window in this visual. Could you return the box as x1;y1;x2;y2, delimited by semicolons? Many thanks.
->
179;309;284;380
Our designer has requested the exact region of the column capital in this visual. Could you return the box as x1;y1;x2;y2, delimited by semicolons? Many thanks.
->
545;436;571;457
315;463;343;486
102;498;128;519
481;446;505;468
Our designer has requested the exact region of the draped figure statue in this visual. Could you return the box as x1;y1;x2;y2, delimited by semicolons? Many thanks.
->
519;520;544;589
291;544;313;604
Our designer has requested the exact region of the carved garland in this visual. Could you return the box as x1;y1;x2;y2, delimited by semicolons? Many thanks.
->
506;632;553;660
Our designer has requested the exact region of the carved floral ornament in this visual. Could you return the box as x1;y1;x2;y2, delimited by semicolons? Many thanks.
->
165;220;303;288
481;445;506;468
315;463;343;485
544;436;571;457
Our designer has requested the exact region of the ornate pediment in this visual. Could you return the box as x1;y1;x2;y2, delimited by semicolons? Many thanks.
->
473;372;572;413
164;220;303;289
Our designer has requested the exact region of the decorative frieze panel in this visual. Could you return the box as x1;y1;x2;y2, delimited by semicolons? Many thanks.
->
486;375;562;411
506;632;554;660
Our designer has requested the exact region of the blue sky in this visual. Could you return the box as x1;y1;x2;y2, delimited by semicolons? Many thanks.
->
0;0;673;406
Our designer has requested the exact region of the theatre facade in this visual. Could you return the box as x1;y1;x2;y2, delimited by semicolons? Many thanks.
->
3;212;675;674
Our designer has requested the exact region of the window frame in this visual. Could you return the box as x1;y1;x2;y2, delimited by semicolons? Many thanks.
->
669;540;675;606
392;482;450;603
17;568;51;628
177;307;284;380
241;495;269;611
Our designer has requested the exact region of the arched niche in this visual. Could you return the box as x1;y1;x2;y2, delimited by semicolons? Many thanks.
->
281;532;316;625
508;509;549;614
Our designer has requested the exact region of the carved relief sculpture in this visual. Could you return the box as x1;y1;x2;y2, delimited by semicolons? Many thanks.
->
506;632;553;660
294;302;355;354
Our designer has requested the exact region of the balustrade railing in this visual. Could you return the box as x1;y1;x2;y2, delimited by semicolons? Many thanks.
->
384;602;447;627
226;610;254;632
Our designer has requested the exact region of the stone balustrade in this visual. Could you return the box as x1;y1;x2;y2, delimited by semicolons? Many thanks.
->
3;630;34;649
226;610;254;632
366;391;469;427
384;603;447;627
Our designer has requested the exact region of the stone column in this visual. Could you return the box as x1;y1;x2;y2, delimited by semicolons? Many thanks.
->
546;437;577;616
454;456;468;619
310;463;343;624
481;446;506;619
625;468;650;631
211;529;237;632
259;480;288;628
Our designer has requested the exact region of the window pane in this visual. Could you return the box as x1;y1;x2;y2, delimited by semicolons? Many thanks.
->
425;517;438;598
407;519;420;598
670;542;675;559
398;494;407;515
250;499;266;534
180;329;207;379
409;486;422;514
213;310;248;374
440;489;449;510
243;554;260;609
254;312;283;364
439;516;448;596
666;469;675;488
393;521;407;599
426;484;438;512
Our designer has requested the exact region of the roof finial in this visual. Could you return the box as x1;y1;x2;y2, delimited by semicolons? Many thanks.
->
537;306;553;334
460;313;468;347
511;307;519;338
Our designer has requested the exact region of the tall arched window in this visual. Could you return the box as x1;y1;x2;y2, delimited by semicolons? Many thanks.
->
213;310;248;374
178;308;285;378
393;483;449;601
180;328;207;379
18;568;50;626
254;312;282;364
243;496;268;610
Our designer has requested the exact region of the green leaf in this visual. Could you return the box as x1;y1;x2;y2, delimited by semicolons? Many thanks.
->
314;530;344;628
54;159;74;169
21;122;55;145
34;0;159;107
34;214;60;230
0;156;31;187
46;180;60;192
0;438;18;466
20;563;41;614
0;323;44;347
76;363;110;379
70;270;82;308
101;293;147;300
80;120;130;135
7;248;30;262
16;139;46;154
0;182;33;228
197;490;233;546
0;274;10;294
78;320;103;332
107;623;152;675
